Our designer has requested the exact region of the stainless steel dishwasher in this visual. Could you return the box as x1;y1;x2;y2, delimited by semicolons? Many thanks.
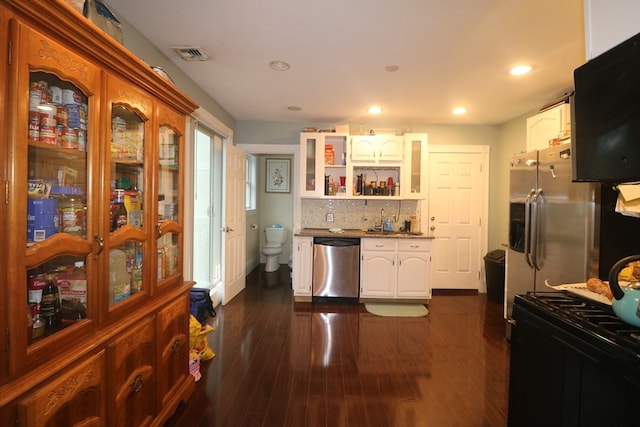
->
312;237;360;302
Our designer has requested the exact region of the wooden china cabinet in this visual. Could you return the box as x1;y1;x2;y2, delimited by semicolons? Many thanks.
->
0;1;198;425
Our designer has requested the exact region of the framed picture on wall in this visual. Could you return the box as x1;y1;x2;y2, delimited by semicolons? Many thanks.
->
266;158;290;193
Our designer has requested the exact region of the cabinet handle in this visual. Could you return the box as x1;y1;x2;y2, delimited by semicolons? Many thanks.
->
171;339;181;353
130;374;143;393
156;223;162;237
94;235;104;259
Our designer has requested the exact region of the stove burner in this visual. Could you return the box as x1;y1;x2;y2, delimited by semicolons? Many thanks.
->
522;291;640;356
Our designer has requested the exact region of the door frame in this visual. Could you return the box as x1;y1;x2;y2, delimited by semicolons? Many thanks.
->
428;144;490;292
238;144;301;274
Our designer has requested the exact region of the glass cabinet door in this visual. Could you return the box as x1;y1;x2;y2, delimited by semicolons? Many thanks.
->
156;104;185;287
106;75;152;310
402;133;428;199
299;133;323;197
6;23;100;373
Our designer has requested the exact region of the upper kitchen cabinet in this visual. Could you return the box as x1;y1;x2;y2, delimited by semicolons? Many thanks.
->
350;134;404;165
300;132;349;198
526;103;571;152
402;133;428;199
0;1;198;425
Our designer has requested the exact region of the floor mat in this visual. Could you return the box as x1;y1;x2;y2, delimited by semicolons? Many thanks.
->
364;302;429;317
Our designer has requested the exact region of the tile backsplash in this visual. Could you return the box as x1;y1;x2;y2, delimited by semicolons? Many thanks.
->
301;198;421;231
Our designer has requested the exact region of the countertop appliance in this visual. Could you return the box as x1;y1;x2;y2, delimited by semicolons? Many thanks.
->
508;291;640;426
312;237;360;302
506;145;598;323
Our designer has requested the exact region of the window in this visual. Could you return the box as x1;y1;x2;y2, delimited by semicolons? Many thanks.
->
246;154;256;210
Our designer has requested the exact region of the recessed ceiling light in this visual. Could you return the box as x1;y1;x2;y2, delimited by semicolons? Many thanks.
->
385;65;400;72
368;106;382;114
452;106;467;115
269;60;290;71
287;106;302;111
509;64;532;76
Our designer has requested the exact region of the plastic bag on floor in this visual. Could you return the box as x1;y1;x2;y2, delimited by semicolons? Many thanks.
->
189;315;215;361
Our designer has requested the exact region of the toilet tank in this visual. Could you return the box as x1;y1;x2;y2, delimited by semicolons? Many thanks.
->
265;227;286;244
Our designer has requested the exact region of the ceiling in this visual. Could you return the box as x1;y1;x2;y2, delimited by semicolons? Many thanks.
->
105;0;586;127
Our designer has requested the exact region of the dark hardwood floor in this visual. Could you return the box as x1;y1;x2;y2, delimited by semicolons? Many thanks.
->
165;265;511;427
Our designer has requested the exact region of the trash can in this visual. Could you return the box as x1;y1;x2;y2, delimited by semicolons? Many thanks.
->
484;249;505;304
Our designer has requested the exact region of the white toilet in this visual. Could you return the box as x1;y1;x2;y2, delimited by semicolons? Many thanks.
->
262;226;287;272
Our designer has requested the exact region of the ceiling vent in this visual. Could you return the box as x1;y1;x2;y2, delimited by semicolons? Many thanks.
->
172;46;210;62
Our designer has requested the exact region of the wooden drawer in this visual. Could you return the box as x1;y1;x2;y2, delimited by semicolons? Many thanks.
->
17;350;106;427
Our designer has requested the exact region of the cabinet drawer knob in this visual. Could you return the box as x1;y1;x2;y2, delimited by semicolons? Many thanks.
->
130;374;143;393
171;339;181;353
94;234;104;259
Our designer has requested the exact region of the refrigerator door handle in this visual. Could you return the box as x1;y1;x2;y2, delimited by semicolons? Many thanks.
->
524;188;536;269
530;188;543;271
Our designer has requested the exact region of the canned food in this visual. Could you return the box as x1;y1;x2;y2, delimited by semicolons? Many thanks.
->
49;86;62;105
29;88;42;111
60;128;78;149
39;104;57;127
56;106;68;127
28;111;40;142
28;274;47;304
77;129;86;151
61;89;80;105
39;126;57;145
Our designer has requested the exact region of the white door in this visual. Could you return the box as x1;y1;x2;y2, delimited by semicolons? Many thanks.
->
428;148;488;290
223;142;246;304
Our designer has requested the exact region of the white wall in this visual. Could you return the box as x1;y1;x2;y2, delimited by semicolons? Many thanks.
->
584;0;640;59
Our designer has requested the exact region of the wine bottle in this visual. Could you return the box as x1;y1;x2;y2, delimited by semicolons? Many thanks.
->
40;274;60;329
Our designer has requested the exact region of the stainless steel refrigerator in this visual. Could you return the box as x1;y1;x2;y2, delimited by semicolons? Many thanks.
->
505;145;599;321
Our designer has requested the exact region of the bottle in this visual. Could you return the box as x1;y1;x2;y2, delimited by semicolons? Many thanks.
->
111;189;127;231
40;274;60;329
131;250;143;293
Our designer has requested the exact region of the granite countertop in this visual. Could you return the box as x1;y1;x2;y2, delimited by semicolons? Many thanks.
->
295;228;433;239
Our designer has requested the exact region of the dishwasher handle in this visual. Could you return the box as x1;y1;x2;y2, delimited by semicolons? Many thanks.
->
313;237;360;247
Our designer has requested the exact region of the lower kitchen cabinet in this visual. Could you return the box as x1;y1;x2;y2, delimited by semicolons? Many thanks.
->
292;236;314;299
17;351;106;426
108;317;156;427
360;238;431;300
156;294;192;420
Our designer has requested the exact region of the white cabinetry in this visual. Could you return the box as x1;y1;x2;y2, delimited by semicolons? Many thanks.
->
526;103;571;152
397;239;432;298
360;238;431;300
292;236;313;298
350;135;404;164
360;239;397;298
300;133;349;198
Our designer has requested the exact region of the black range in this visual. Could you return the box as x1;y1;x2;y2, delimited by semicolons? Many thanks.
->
508;291;640;427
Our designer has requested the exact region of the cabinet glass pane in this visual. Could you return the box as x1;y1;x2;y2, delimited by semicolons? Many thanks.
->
410;140;422;193
110;106;144;230
109;242;143;306
27;255;87;343
305;137;317;191
158;126;179;221
27;72;88;244
157;232;179;281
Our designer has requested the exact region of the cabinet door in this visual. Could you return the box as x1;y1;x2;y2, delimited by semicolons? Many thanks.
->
397;252;431;297
402;133;428;199
17;350;106;427
6;20;100;374
107;316;156;427
300;133;324;197
155;103;186;291
360;252;396;297
156;294;190;411
377;135;404;162
350;135;378;163
526;104;569;152
292;236;313;296
104;74;152;317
